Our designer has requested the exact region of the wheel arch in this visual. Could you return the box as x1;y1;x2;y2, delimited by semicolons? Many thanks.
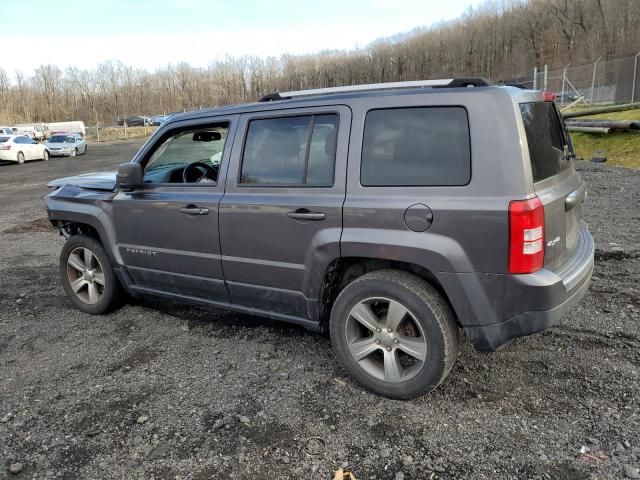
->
316;257;460;332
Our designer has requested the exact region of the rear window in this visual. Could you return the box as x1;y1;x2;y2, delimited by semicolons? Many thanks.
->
360;107;471;186
520;102;571;182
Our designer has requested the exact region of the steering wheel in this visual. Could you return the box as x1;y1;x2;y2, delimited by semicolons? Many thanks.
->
182;161;218;183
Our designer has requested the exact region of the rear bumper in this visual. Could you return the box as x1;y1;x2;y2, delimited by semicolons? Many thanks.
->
438;222;594;351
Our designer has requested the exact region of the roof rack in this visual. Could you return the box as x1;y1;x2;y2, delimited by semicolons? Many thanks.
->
258;77;490;102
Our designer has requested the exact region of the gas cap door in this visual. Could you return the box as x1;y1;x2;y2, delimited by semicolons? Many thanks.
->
404;203;433;232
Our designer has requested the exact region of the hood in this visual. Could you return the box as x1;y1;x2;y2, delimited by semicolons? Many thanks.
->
47;171;117;191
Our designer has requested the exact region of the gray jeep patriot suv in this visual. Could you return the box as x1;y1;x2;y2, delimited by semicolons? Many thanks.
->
45;78;594;399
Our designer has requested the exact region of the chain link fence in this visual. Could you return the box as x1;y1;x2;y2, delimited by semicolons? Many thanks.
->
84;124;158;143
507;53;640;106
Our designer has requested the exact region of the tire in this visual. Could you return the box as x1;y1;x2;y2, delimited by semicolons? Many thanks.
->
330;270;460;399
42;150;49;161
60;234;123;315
71;148;78;157
83;144;88;155
17;152;25;164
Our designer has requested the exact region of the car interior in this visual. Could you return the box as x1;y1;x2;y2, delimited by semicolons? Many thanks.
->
143;126;228;184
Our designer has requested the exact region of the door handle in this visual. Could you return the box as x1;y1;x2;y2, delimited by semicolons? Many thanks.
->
179;206;209;216
287;209;326;221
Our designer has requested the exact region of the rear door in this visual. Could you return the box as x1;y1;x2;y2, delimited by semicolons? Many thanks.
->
519;101;585;269
219;106;350;318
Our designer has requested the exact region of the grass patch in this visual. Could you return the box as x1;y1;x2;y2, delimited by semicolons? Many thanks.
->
564;107;640;168
571;131;640;168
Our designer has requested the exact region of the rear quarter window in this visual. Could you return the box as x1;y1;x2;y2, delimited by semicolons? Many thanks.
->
520;102;571;183
360;107;471;186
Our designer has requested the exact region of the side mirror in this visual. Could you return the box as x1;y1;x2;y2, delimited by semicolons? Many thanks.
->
116;163;143;191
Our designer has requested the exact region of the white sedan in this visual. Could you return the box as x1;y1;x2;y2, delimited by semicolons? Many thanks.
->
0;135;49;164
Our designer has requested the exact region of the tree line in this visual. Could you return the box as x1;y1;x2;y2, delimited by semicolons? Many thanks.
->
1;0;638;126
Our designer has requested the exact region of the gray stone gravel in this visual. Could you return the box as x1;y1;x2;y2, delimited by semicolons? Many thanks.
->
0;142;639;479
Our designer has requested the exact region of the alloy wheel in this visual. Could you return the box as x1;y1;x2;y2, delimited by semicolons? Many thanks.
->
345;297;428;383
66;247;105;304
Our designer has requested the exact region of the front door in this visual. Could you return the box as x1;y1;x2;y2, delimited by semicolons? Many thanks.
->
113;116;237;302
219;106;350;318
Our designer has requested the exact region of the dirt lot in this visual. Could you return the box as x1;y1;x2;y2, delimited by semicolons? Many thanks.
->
0;141;639;480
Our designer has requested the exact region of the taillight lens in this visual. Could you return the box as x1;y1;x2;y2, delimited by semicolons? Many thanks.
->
508;197;545;274
0;145;10;150
543;91;556;102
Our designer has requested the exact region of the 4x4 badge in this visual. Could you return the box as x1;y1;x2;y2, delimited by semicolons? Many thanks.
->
547;236;561;247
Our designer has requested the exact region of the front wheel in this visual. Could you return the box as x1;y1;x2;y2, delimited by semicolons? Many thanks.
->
70;148;78;157
42;150;49;161
60;234;122;314
17;152;25;164
330;270;460;399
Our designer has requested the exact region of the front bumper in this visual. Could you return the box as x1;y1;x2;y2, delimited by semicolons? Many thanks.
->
48;148;74;156
438;222;594;351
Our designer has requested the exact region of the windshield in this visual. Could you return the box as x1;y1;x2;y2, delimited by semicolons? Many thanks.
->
49;135;75;143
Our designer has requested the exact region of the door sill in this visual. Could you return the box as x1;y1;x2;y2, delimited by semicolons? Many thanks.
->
128;285;321;332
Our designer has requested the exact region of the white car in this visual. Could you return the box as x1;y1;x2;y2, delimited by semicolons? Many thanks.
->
0;135;50;164
44;133;87;157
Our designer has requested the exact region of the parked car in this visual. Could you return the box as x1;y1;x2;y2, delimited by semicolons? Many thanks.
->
44;133;87;157
44;79;594;399
0;134;49;164
118;116;151;127
0;127;14;135
148;115;168;126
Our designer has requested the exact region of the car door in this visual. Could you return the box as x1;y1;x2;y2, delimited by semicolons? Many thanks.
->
15;137;32;159
30;137;44;159
112;115;238;302
219;106;350;318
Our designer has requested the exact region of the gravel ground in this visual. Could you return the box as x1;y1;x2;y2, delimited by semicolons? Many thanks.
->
0;143;639;480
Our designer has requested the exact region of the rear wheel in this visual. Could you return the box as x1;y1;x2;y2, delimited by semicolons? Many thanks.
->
60;234;122;314
330;270;460;399
42;150;49;161
17;152;25;164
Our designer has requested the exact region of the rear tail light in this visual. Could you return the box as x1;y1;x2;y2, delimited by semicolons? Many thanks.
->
508;197;545;274
543;91;556;102
0;145;10;150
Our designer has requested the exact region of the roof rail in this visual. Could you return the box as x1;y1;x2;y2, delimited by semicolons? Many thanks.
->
258;77;490;102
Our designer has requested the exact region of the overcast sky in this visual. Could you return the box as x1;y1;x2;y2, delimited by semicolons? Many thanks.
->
2;0;486;78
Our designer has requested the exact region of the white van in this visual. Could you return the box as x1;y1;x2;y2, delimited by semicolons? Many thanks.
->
46;121;86;138
13;123;45;140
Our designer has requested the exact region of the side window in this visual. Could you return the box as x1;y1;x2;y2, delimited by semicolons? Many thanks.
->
361;107;471;186
240;114;338;186
143;123;230;184
15;137;25;144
